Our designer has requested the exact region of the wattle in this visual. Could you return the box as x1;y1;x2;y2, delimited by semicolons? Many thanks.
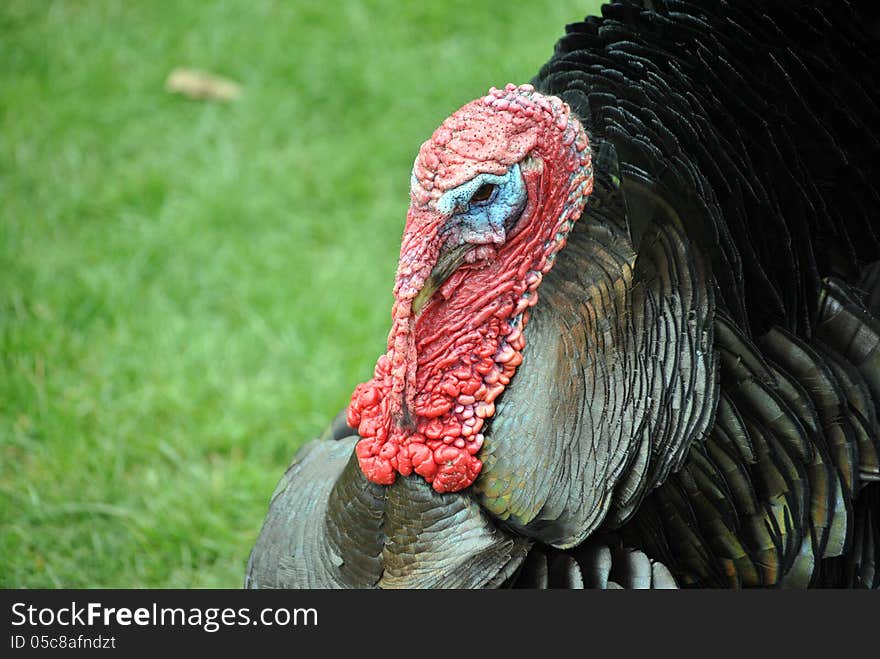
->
348;276;531;493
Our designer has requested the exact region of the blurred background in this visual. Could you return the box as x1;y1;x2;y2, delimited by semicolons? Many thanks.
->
1;0;601;587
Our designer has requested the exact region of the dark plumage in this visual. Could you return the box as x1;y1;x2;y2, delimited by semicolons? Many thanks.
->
247;0;880;589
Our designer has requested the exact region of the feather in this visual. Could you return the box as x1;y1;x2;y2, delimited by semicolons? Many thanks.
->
247;436;531;589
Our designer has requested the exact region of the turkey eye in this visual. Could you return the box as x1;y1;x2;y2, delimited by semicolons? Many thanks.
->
470;183;496;203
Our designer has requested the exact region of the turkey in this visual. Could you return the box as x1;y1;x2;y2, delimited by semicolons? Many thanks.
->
247;0;880;588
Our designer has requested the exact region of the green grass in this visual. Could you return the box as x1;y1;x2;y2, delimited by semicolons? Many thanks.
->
1;0;601;587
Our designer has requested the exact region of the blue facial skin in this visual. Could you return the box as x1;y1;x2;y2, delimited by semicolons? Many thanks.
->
436;163;527;247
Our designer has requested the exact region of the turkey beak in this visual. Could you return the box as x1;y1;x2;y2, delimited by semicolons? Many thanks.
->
411;242;473;316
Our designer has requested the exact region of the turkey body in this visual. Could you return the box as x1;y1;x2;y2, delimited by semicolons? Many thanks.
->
247;0;880;589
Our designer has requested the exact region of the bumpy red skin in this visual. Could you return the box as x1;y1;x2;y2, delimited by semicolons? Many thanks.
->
348;84;593;493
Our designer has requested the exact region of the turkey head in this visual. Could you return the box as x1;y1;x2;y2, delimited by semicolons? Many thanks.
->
348;84;593;494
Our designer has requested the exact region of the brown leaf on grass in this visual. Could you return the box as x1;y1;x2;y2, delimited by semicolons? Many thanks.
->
165;67;242;102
